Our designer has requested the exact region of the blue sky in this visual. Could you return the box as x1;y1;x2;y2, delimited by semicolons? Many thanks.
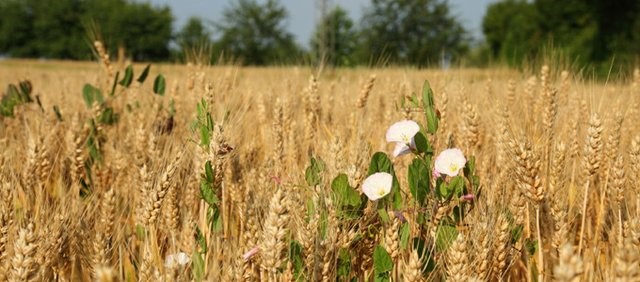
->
146;0;498;46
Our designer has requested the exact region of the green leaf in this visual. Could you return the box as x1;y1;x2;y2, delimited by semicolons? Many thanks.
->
195;225;207;254
200;181;218;207
368;152;393;175
331;174;361;207
421;80;439;134
449;176;465;198
373;245;393;273
463;156;476;177
119;65;134;87
82;84;103;108
192;250;205;282
511;224;524;244
413;132;430;154
110;71;120;96
399;222;410;249
134;224;146;240
200;182;218;206
98;107;119;125
435;178;448;200
137;64;151;83
525;239;538;256
392;174;404;210
168;98;176;117
53;105;63;121
305;157;325;186
207;206;223;232
289;240;304;280
337;248;351;279
204;160;214;183
378;208;390;223
408;159;429;204
435;225;458;251
153;74;166;95
18;80;32;97
411;237;436;274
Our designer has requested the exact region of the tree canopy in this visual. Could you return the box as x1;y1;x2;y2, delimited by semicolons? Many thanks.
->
483;0;640;71
0;0;173;61
310;5;358;67
359;0;469;66
213;0;301;65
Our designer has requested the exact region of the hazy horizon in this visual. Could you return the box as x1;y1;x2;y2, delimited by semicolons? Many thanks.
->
144;0;498;47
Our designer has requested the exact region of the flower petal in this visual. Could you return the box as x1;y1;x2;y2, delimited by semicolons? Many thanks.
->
392;142;412;158
362;172;393;201
386;120;420;143
434;148;467;177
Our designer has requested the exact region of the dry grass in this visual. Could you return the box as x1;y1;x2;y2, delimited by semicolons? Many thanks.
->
1;59;640;281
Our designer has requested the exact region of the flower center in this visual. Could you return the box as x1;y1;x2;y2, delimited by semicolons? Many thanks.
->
377;187;387;196
401;134;410;143
449;163;459;173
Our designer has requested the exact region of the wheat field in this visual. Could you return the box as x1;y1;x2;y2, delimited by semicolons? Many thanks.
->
1;58;640;281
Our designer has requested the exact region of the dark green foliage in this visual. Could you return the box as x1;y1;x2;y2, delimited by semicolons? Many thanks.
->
359;0;469;66
0;80;34;117
119;65;134;87
177;17;212;53
305;157;326;186
153;74;166;96
483;0;640;74
408;159;429;204
289;240;304;280
82;84;103;108
310;5;358;66
0;0;173;60
331;174;365;218
137;64;151;83
373;245;392;282
214;0;302;65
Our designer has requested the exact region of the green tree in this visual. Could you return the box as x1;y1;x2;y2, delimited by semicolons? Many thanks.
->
177;17;212;51
358;0;469;66
0;0;87;59
0;0;174;61
0;0;37;57
97;1;174;61
483;0;640;72
482;0;542;65
310;5;358;67
214;0;301;65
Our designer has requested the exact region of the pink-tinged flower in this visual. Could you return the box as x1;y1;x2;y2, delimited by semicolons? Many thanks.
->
362;172;393;201
243;246;261;261
460;194;475;202
434;148;466;177
386;120;420;157
165;252;191;268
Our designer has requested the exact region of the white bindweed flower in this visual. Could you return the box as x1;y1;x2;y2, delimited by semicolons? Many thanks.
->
165;252;191;269
386;120;420;157
392;142;412;158
362;172;393;201
434;148;466;177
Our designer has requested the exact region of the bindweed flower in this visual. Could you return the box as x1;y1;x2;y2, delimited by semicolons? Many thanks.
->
243;246;260;261
362;172;393;201
460;194;475;202
434;148;466;177
386;120;420;157
165;252;191;269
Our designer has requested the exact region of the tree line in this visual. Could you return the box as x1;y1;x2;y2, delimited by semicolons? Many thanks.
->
0;0;638;70
482;0;640;73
